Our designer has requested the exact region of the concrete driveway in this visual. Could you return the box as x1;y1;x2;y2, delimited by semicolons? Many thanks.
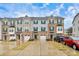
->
17;40;66;56
0;39;79;56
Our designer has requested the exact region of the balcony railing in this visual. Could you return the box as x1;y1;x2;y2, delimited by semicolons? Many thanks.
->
9;24;15;27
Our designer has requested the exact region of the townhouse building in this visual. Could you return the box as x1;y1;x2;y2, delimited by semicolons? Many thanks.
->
0;16;64;41
1;18;9;40
48;16;64;40
1;18;16;41
0;19;2;40
72;13;79;37
16;17;32;41
8;18;16;40
31;17;48;40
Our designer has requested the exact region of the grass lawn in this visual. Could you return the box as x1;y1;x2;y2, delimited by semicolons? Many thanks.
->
12;41;32;50
51;41;79;56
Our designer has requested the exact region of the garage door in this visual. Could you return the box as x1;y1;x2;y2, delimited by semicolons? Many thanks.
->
40;36;46;41
24;36;30;42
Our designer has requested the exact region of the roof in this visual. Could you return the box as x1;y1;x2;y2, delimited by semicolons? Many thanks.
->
30;17;48;20
72;13;79;24
54;16;64;20
0;16;64;21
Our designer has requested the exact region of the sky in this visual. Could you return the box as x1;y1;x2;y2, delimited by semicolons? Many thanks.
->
0;3;79;29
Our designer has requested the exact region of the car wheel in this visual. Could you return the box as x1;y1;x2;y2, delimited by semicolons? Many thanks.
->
72;44;77;50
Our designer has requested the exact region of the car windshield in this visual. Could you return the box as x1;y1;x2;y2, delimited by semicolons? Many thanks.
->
70;36;79;40
60;36;64;38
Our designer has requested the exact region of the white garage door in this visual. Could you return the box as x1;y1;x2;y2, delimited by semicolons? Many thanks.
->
40;36;46;41
24;36;30;42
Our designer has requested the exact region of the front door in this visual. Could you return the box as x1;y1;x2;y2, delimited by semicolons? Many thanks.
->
17;35;20;40
4;35;7;40
35;35;37;39
50;35;53;39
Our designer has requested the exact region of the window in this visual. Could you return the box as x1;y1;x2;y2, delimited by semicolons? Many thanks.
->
50;26;54;31
4;21;7;25
25;29;29;32
17;27;22;31
49;20;54;24
3;28;7;32
58;26;62;31
9;29;14;32
41;20;46;24
17;20;22;24
25;22;29;24
33;20;38;24
57;19;62;24
41;27;46;31
33;27;38;31
10;21;15;26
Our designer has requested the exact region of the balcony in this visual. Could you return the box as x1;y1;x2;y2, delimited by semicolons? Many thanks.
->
9;24;15;27
57;23;63;26
2;30;8;34
9;23;15;27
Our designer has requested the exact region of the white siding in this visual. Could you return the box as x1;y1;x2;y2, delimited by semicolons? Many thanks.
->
8;27;16;40
73;14;79;37
0;21;2;40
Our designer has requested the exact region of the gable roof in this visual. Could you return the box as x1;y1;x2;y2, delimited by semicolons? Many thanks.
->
72;13;79;24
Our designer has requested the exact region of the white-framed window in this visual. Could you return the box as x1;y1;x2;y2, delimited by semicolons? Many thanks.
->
49;20;54;24
57;26;63;31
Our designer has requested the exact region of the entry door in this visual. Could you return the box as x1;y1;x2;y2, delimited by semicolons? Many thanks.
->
50;35;53;39
4;35;7;40
35;35;37;39
17;35;20;40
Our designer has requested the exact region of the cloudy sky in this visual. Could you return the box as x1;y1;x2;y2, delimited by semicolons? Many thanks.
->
0;3;79;29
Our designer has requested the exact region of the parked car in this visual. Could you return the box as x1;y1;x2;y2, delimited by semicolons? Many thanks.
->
64;36;79;50
54;36;64;43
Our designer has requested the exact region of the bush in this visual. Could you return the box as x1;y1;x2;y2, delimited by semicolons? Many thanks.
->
46;39;52;41
10;39;16;41
29;39;34;41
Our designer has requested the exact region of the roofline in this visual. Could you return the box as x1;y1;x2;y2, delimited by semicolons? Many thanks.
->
0;16;64;20
72;13;79;24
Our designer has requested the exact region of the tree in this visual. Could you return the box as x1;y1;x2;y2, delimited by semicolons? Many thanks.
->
66;27;72;36
25;15;28;17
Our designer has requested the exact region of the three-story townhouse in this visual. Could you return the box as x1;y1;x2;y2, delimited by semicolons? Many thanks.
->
0;18;2;40
16;17;23;40
31;17;48;40
8;18;16;40
21;17;32;41
55;17;64;36
38;17;48;40
31;17;39;39
48;16;64;40
48;16;55;40
2;18;9;41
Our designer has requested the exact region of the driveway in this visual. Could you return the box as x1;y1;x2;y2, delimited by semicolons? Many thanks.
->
17;40;66;56
0;40;79;56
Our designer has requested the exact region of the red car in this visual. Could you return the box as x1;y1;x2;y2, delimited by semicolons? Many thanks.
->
64;36;79;50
